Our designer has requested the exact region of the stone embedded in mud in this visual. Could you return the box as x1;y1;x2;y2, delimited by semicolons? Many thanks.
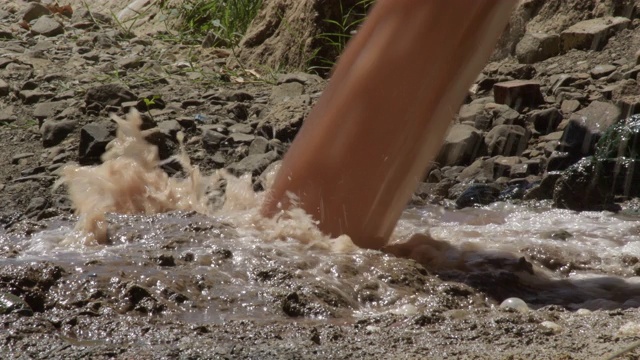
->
561;17;630;52
493;80;544;112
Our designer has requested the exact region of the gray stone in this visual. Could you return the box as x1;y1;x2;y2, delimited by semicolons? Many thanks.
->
18;90;54;105
558;101;621;156
485;125;530;157
201;128;226;150
436;124;485;167
458;103;485;124
157;120;182;138
11;153;35;165
228;123;253;134
227;151;279;177
484;103;521;127
257;95;311;142
561;99;581;114
0;79;9;97
561;17;630;52
492;156;521;179
515;32;560;64
41;119;77;148
248;136;269;155
31;16;64;37
33;101;67;120
79;122;115;165
591;64;617;79
85;84;137;109
270;82;305;103
277;72;323;85
529;108;563;135
19;3;51;22
229;132;255;144
0;26;13;40
117;56;144;70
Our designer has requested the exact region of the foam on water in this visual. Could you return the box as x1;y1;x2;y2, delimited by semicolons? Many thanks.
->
5;109;640;315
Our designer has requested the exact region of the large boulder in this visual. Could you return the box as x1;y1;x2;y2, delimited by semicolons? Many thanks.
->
561;17;630;52
558;101;621;157
515;32;560;64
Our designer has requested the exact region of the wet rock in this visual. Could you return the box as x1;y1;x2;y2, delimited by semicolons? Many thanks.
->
26;197;48;217
436;124;485;167
144;129;176;160
558;101;621;156
529;108;563;135
79;122;116;165
455;184;501;208
19;3;51;22
0;292;33;316
41;119;77;148
553;157;616;211
248;136;269;155
561;17;630;52
30;16;64;37
85;84;137;110
227;151;279;177
546;151;576;171
493;80;544;112
515;32;560;64
485;125;530;157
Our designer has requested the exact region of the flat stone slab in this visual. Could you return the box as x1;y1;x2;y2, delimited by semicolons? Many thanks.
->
561;17;630;52
493;80;544;111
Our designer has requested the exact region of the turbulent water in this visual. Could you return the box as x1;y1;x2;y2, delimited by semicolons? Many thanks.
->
1;110;640;324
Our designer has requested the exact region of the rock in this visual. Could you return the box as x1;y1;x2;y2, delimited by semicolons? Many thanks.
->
201;128;226;150
561;100;581;114
529;108;563;135
19;3;51;22
157;120;181;138
457;158;495;183
455;184;501;209
492;156;521;179
18;90;54;105
553;157;617;211
458;103;485;124
0;79;10;97
228;123;253;134
11;153;35;165
277;72;323;85
41;120;76;148
249;136;269;155
30;17;64;37
561;17;630;52
515;32;560;64
271;82;305;103
546;151;576;172
485;125;530;157
85;84;137;110
558;101;621;156
79;122;115;165
436;124;485;167
257;95;311;142
523;172;562;201
493;80;544;112
227;151;279;177
33;101;67;120
0;26;12;40
117;56;144;70
591;64;617;79
229;132;255;144
71;9;111;25
143;129;175;160
484;103;522;127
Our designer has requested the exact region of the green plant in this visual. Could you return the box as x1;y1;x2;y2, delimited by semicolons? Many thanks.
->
311;0;375;74
173;0;262;47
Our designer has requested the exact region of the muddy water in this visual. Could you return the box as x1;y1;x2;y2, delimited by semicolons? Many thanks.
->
2;111;640;326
